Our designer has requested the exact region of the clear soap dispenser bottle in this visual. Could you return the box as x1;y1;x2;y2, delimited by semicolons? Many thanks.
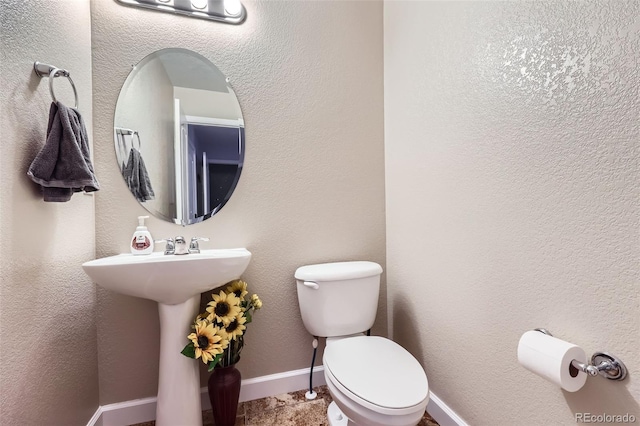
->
131;215;154;255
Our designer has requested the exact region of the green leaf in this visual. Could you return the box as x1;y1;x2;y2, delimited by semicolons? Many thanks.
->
181;342;196;359
208;353;224;372
244;311;253;324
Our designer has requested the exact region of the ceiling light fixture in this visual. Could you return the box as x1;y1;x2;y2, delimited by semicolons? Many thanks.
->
223;0;241;17
115;0;246;25
190;0;208;10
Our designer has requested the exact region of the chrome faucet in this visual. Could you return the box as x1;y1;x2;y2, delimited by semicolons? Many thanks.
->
189;237;210;254
156;236;209;255
174;236;189;255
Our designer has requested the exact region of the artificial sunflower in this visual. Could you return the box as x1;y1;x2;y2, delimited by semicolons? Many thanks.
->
251;294;263;310
225;313;247;341
187;320;227;364
226;280;249;300
206;291;241;325
183;280;262;370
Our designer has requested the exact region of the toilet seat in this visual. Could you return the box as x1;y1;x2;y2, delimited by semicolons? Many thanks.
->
324;336;429;416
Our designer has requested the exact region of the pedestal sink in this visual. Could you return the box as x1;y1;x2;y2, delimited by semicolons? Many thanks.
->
82;248;251;426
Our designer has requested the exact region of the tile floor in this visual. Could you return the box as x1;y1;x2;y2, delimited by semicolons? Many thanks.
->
132;385;439;426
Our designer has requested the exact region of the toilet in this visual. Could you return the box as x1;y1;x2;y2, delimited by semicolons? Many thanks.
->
295;261;429;426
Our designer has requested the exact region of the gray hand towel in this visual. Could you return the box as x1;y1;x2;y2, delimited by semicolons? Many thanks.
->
123;147;155;202
27;102;100;202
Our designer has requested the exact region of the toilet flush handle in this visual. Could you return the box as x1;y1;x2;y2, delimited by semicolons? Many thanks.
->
303;281;319;290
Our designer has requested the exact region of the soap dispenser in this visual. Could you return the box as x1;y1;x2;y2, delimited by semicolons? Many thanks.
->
131;215;154;255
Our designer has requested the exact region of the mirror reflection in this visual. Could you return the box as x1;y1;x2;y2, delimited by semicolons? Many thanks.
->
114;48;244;225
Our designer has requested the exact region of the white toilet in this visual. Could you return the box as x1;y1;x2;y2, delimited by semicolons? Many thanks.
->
295;261;429;426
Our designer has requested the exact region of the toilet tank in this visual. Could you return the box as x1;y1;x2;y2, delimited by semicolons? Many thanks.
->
295;261;383;337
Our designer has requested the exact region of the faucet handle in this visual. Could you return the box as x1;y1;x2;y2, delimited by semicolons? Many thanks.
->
155;238;175;255
189;237;210;254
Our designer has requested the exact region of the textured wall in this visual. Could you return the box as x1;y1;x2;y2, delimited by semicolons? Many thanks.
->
174;87;243;120
0;0;99;425
384;1;639;425
91;0;385;404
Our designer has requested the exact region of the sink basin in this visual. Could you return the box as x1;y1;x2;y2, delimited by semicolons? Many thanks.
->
82;248;251;426
82;248;251;305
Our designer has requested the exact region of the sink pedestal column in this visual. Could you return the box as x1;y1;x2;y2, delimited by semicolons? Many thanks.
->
156;295;202;426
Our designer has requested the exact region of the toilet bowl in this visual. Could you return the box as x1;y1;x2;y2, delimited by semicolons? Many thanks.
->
295;261;430;426
323;336;429;426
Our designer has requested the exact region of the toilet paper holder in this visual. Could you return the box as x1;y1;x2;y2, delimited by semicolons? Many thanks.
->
534;328;627;381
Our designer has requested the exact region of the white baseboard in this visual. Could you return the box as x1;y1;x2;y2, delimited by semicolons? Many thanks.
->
86;406;103;426
90;395;158;426
87;366;467;426
218;365;326;408
427;391;469;426
88;366;326;426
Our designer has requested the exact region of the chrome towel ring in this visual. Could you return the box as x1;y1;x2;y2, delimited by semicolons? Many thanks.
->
132;131;142;150
33;61;79;109
115;127;141;149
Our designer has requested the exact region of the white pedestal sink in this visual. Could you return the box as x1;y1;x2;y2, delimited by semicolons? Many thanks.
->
82;248;251;426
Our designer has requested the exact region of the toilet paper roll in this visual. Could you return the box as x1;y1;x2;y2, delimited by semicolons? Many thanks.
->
517;330;588;392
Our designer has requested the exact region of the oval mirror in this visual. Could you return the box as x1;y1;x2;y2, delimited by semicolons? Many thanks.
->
114;48;244;225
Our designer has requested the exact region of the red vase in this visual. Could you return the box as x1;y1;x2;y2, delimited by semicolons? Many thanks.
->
208;364;241;426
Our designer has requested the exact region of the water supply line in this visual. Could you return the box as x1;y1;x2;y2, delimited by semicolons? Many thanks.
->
306;337;319;400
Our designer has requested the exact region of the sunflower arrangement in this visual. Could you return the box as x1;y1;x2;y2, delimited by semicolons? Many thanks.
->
181;279;262;371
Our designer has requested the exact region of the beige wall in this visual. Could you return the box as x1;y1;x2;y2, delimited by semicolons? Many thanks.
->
91;0;385;404
384;1;639;425
0;1;99;425
174;87;242;121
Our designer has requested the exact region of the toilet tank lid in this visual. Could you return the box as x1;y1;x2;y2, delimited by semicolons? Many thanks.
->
295;261;382;281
